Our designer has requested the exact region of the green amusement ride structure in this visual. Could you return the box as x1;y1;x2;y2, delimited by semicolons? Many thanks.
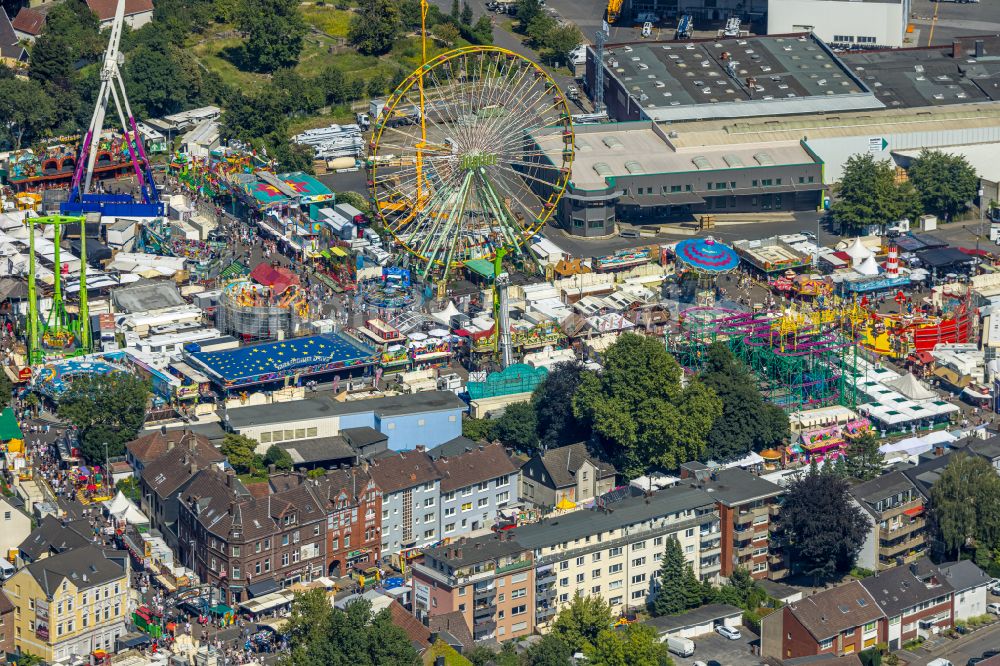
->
25;215;92;365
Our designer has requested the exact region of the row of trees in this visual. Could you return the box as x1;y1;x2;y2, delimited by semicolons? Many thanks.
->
220;433;293;476
832;150;979;232
349;0;492;57
929;453;1000;569
466;334;783;477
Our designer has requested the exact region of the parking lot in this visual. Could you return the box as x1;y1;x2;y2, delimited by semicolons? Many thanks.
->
670;626;762;666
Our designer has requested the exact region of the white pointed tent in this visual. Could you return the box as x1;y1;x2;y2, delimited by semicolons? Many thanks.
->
883;372;938;401
845;238;874;266
430;301;462;326
855;255;880;276
103;490;149;526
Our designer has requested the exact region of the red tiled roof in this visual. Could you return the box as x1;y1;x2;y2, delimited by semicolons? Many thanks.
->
388;601;431;649
85;0;153;21
433;443;518;493
249;263;300;295
11;7;45;35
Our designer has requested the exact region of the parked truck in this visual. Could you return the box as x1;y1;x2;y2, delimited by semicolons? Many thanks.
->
357;99;421;131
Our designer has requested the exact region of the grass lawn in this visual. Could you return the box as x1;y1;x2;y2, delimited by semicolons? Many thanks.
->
300;4;353;37
188;33;268;92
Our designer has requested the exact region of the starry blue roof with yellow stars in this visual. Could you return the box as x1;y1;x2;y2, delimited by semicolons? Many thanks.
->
189;333;377;383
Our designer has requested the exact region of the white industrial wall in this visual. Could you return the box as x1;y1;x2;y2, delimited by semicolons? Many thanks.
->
767;0;905;48
808;125;1000;183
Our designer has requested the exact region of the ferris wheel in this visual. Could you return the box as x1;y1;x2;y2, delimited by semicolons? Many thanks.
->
368;46;575;279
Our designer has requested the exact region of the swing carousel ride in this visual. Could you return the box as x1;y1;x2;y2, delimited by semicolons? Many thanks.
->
367;3;575;281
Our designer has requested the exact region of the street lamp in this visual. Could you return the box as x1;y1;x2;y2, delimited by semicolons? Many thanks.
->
978;186;985;262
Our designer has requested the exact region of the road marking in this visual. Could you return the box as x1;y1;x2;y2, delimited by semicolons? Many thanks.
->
927;0;940;46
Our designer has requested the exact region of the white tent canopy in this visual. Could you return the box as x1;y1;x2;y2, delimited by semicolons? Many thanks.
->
845;237;874;265
883;372;938;401
855;255;880;276
104;491;149;525
430;301;461;326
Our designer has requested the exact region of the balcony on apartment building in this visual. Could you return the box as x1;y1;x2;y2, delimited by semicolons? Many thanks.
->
536;566;557;586
701;556;722;574
879;532;926;558
537;603;557;621
885;516;926;538
474;602;496;621
473;581;496;600
880;497;925;521
473;618;497;641
701;538;722;557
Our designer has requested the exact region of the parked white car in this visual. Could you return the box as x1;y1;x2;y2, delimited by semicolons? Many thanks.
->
715;625;742;640
986;603;1000;615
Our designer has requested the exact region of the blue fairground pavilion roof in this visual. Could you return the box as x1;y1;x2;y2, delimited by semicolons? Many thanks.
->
186;333;377;388
674;237;740;274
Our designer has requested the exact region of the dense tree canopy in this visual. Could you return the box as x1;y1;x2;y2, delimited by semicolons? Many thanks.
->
844;432;885;481
831;153;921;233
700;344;788;461
585;624;673;666
490;401;539;454
573;333;721;476
532;361;592;449
221;434;261;474
781;464;869;581
0;78;56;150
57;373;150;463
234;0;306;72
551;593;614;654
280;590;420;666
929;454;1000;559
264;445;294;471
907;149;979;222
524;634;574;666
349;0;401;56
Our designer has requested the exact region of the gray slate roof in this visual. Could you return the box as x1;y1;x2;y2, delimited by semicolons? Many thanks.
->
938;559;990;593
25;545;126;595
536;443;616;489
859;560;954;618
226;391;465;429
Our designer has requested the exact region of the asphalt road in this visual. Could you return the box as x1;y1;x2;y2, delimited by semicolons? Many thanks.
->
672;627;761;666
909;0;1000;48
903;620;1000;666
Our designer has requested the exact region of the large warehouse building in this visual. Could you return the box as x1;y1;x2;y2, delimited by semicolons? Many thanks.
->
767;0;910;50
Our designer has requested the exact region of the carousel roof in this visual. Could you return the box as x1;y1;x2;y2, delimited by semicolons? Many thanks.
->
674;237;740;274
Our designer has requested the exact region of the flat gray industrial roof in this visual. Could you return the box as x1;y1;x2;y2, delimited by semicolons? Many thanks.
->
226;391;466;428
599;33;880;121
840;35;1000;109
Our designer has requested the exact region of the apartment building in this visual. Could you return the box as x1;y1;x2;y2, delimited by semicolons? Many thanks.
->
680;464;785;580
860;561;954;651
850;471;927;571
4;546;130;663
520;443;616;510
309;467;382;577
176;468;328;603
413;534;535;643
370;449;442;559
434;444;518;539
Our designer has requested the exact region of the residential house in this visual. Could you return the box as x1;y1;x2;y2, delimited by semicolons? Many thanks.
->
370;449;442;559
413;534;535;643
679;463;785;580
138;433;226;550
0;9;26;66
4;545;130;663
126;429;216;476
434;444;518;540
10;7;45;42
309;467;382;577
859;560;954;650
519;443;616;510
225;391;465;453
0;590;14;655
760;581;885;660
18;516;92;565
176;468;328;603
937;560;990;621
0;497;32;562
849;471;927;571
84;0;153;29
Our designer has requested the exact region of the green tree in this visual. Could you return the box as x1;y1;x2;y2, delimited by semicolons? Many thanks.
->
650;536;700;616
264;445;294;471
700;343;788;461
525;634;573;666
782;464;869;582
490;401;538;453
460;0;473;25
461;416;494;442
348;0;401;56
58;374;150;463
844;432;885;481
551;593;614;653
538;23;583;66
29;34;75;91
533;361;593;449
831;153;915;234
124;38;189;118
573;333;721;476
525;13;557;48
234;0;306;72
40;0;102;61
116;477;141;503
712;567;767;611
929;453;1000;558
0;77;56;150
435;22;461;46
449;0;459;20
281;590;420;666
469;15;494;44
908;149;979;221
221;433;260;474
585;624;673;666
514;0;542;32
